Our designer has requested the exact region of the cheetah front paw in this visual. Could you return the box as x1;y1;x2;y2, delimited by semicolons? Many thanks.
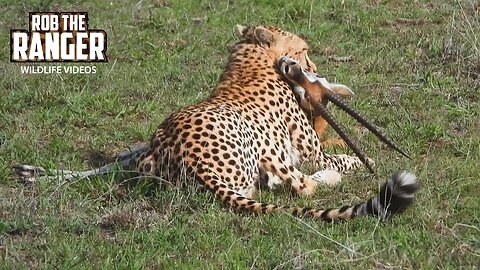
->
310;169;342;186
366;157;376;169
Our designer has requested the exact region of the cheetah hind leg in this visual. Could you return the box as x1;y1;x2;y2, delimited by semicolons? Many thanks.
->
13;145;148;183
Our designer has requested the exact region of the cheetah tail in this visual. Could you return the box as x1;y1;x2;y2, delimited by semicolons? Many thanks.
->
202;171;419;221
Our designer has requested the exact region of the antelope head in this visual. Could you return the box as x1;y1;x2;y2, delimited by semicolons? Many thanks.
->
278;56;410;173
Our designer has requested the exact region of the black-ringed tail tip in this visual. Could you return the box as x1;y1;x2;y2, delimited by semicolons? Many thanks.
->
287;171;420;221
353;171;419;220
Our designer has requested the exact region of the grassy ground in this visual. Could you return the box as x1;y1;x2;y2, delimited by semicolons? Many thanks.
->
1;0;479;268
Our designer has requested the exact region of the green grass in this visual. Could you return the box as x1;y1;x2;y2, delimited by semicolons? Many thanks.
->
1;0;479;268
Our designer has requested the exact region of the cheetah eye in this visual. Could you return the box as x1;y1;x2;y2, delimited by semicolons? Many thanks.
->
284;65;290;73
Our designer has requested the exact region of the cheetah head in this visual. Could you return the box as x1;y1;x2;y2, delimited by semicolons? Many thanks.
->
237;24;317;73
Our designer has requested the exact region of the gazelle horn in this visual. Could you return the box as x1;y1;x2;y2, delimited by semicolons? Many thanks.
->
313;103;375;173
323;91;411;159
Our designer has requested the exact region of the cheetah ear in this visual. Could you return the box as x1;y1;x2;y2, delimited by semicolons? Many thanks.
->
236;24;247;36
236;24;256;40
331;83;355;96
254;26;274;45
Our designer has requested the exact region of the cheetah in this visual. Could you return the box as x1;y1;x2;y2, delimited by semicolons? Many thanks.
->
15;25;419;221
